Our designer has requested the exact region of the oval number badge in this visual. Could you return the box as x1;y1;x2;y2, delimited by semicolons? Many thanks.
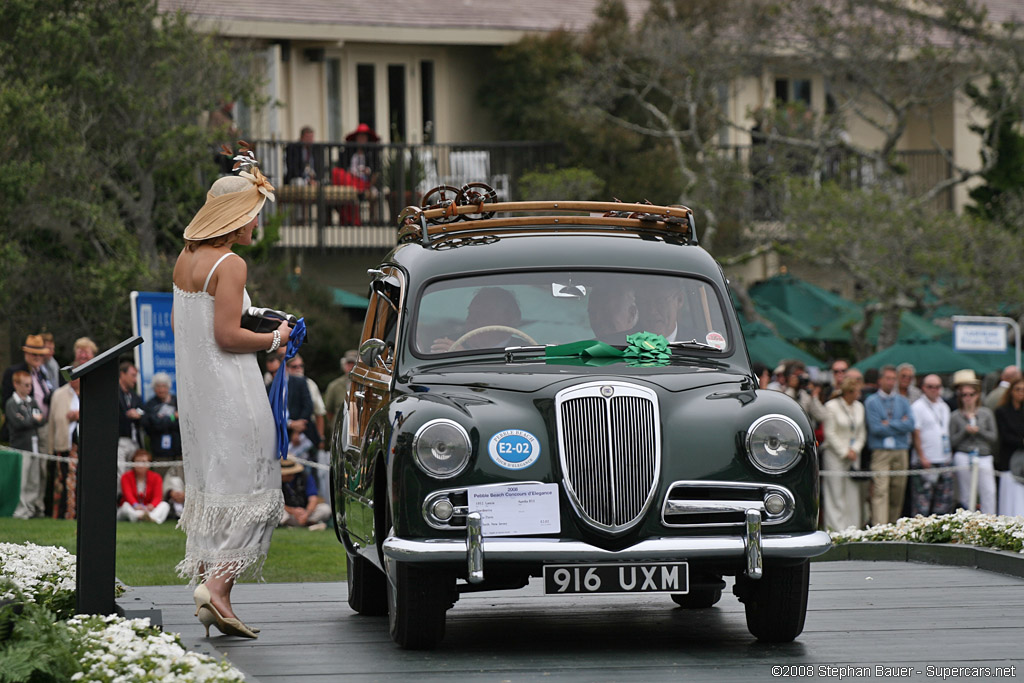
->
488;429;541;470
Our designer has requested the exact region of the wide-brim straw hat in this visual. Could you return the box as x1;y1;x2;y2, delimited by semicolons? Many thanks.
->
22;334;48;355
345;123;380;142
952;368;981;388
280;458;304;476
183;169;275;241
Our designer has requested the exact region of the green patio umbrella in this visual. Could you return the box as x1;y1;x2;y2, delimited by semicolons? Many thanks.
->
331;287;371;309
748;274;861;341
814;309;948;344
741;320;823;369
851;338;991;375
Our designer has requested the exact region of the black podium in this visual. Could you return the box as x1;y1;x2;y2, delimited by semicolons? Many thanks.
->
65;336;143;616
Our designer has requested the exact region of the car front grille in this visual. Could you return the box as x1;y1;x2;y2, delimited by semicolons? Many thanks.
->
555;381;660;534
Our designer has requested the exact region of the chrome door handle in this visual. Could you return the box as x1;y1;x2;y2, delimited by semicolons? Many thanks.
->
354;391;366;399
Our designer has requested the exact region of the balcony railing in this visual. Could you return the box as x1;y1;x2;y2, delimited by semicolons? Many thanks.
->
723;145;954;220
246;140;564;249
239;140;952;249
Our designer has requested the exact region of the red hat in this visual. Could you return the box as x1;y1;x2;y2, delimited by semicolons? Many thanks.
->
345;123;380;142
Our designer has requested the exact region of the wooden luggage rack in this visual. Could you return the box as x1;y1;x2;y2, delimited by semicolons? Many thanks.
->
396;182;697;246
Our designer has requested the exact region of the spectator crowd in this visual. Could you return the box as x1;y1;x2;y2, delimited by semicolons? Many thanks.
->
0;331;358;531
4;326;1022;534
754;359;1024;531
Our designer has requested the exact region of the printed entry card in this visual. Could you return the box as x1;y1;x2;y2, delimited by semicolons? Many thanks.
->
467;483;561;537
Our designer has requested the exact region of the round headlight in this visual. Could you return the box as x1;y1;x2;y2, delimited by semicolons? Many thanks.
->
745;414;804;473
413;419;472;478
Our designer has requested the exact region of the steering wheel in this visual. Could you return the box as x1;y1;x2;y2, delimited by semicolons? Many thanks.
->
449;325;537;351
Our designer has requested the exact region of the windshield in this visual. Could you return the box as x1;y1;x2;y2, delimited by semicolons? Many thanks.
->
413;271;732;356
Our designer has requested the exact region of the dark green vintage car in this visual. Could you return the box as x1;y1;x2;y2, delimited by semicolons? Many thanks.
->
331;193;830;649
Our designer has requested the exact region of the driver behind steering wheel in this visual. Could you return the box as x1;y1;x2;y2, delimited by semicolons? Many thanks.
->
431;287;522;352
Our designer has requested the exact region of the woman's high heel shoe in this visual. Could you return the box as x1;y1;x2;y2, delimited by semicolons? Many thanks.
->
193;584;258;639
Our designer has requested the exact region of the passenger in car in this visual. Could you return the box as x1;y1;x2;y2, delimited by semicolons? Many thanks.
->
431;287;523;352
631;282;690;342
587;287;639;342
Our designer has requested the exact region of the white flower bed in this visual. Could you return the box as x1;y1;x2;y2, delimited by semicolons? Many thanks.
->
69;615;244;682
0;542;247;682
0;541;76;603
830;510;1024;553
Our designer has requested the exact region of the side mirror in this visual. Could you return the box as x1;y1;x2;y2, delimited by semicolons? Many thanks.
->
359;338;388;367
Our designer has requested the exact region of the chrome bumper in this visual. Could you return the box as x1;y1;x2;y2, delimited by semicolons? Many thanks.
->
383;530;832;566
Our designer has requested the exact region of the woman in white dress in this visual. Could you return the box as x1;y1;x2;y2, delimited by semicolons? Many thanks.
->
172;162;288;639
822;375;866;531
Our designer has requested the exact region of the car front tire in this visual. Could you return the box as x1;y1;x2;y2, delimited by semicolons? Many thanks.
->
735;560;810;643
385;557;454;649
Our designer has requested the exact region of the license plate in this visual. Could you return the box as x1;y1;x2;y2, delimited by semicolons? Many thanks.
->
543;562;689;595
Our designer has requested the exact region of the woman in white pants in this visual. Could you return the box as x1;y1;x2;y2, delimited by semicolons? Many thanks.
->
949;373;998;514
822;376;867;531
117;449;171;524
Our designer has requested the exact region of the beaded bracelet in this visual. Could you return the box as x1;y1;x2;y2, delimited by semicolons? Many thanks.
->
268;329;281;352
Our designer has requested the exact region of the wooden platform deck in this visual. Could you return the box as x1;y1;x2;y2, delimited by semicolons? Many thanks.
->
123;561;1023;682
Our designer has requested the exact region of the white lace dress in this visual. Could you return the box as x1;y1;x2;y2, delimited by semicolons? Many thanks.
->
172;255;283;585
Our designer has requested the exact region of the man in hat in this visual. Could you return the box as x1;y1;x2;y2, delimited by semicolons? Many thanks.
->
323;350;358;448
3;334;55;518
278;456;330;529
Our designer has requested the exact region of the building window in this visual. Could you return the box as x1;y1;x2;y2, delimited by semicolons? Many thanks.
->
421;60;435;143
327;58;342;142
774;78;811;106
357;63;376;130
388;64;407;142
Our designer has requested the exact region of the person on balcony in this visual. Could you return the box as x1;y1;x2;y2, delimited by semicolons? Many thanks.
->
284;125;319;186
332;123;381;224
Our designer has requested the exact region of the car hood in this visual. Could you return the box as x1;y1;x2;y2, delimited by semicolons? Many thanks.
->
401;357;751;395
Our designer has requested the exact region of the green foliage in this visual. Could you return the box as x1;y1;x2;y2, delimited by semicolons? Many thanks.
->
518;166;604;201
965;76;1024;228
782;179;1024;353
0;591;79;683
0;0;265;356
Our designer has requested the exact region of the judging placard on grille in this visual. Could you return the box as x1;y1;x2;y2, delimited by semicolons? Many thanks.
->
467;483;561;536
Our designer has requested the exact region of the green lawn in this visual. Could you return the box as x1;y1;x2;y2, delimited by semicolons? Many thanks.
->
0;518;347;586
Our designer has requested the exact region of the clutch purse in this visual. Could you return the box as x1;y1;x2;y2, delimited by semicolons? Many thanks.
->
241;306;298;334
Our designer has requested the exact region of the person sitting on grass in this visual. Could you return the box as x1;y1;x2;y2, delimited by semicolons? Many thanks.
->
279;437;330;530
117;449;171;524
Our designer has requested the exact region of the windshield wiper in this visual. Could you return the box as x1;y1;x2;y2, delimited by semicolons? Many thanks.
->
504;345;549;362
668;339;721;352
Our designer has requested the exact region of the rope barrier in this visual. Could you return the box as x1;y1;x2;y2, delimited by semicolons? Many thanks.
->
1;445;329;470
819;464;965;478
2;445;1017;481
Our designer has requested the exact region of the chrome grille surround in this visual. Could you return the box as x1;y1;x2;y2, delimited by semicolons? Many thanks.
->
555;381;660;534
661;480;796;527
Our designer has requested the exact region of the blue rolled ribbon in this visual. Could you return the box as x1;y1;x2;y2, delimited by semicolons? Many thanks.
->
268;317;307;459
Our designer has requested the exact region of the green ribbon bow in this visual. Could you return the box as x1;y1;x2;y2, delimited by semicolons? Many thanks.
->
544;332;671;367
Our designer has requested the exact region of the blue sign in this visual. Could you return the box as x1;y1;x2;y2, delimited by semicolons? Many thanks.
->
130;291;176;402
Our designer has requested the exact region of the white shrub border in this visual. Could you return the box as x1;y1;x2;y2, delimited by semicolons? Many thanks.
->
1;542;247;682
830;510;1024;553
0;541;75;603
